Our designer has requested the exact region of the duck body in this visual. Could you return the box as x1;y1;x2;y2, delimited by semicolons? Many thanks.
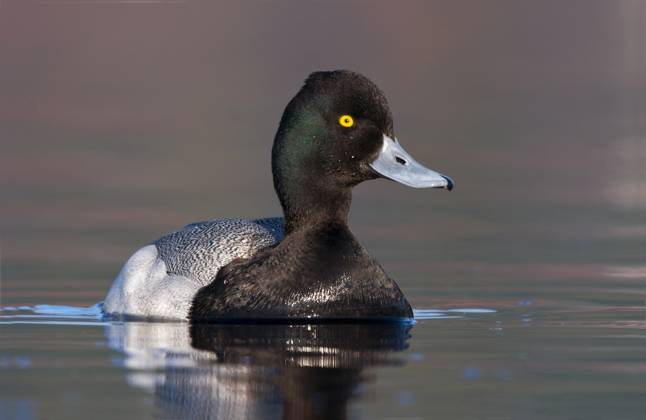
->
103;70;452;322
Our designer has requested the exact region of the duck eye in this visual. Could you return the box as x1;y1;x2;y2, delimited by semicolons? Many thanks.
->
338;115;354;128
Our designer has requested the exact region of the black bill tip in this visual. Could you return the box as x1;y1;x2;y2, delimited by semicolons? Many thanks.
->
442;176;454;191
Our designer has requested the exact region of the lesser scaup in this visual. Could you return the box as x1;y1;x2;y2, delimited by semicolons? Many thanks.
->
103;70;453;322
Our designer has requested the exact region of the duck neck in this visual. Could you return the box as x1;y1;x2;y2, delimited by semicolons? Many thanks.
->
279;182;352;235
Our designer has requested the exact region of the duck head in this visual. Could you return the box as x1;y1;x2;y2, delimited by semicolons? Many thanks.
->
272;70;453;233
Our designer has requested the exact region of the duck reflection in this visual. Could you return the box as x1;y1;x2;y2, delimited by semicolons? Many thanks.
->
105;322;412;419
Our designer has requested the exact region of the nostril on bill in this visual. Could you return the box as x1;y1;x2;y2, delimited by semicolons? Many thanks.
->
395;156;407;165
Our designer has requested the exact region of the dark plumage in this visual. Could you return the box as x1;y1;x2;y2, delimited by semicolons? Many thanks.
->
190;71;420;322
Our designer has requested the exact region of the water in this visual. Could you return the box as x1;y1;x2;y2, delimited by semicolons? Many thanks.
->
1;1;645;419
1;306;644;419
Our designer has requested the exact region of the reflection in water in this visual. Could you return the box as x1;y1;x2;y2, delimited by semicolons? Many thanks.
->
105;322;412;420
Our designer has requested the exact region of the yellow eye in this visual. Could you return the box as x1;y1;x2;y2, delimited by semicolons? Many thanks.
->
338;115;354;128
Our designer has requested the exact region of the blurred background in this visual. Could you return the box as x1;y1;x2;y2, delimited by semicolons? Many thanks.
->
1;0;645;309
2;2;646;419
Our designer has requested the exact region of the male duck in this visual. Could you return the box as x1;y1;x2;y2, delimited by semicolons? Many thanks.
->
103;70;453;322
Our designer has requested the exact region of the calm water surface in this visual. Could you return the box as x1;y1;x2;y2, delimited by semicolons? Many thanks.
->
1;1;645;419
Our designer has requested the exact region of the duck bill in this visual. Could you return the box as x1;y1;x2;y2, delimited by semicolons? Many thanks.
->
369;135;454;190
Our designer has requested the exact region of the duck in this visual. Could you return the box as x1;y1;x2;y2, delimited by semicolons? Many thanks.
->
102;70;453;322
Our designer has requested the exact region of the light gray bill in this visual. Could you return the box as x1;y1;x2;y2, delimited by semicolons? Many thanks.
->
369;135;453;190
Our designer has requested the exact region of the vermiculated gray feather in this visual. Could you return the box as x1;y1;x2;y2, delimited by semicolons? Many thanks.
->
156;218;284;285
